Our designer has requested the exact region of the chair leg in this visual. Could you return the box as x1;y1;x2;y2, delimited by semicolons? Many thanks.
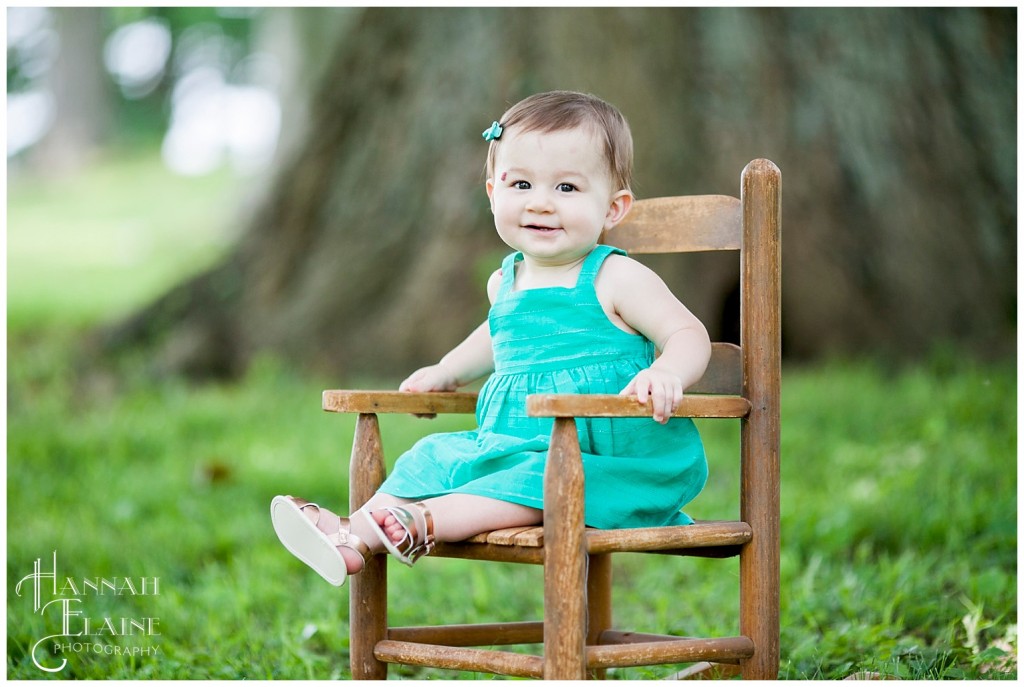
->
350;557;387;679
349;413;388;680
586;553;613;679
739;539;779;679
739;412;781;680
543;418;588;680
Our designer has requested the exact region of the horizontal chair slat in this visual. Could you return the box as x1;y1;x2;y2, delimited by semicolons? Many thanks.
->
586;520;752;554
374;640;543;679
690;342;742;395
600;630;704;645
388;621;544;647
431;541;545;564
431;521;750;562
586;635;754;669
373;634;752;676
527;393;750;418
601;195;742;253
322;390;478;415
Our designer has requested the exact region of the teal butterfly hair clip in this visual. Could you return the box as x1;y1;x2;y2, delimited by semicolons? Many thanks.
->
482;121;503;141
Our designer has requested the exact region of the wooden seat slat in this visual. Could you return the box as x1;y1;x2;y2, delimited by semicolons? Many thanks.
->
439;520;750;555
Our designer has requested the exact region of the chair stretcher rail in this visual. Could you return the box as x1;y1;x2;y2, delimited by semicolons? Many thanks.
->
372;635;754;677
374;640;544;679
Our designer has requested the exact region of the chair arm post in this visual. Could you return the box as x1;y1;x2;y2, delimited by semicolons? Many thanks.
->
349;413;388;680
543;417;588;679
350;414;386;508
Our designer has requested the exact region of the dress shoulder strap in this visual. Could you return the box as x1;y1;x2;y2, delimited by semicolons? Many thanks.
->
495;251;521;300
577;244;627;287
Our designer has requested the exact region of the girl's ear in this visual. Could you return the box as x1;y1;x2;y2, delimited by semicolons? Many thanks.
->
603;190;634;230
485;178;495;212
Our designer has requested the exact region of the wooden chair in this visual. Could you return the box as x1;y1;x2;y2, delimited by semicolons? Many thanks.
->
322;159;781;679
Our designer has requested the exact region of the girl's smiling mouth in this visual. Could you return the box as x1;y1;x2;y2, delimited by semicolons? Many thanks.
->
524;224;560;232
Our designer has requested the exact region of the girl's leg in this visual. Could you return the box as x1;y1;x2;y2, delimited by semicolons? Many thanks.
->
377;493;542;544
423;493;542;542
291;493;541;573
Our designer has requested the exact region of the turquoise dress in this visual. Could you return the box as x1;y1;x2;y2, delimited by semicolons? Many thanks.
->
379;245;707;529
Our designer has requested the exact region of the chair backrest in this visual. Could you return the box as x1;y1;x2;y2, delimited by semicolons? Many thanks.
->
600;194;743;395
599;161;781;400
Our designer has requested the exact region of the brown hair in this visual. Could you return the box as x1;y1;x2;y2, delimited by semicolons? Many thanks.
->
485;90;634;192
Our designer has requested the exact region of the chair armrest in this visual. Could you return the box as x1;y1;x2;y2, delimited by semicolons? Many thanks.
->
323;390;478;415
526;393;750;419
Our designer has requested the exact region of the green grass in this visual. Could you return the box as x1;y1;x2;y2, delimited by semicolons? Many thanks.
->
6;149;241;329
6;151;1017;679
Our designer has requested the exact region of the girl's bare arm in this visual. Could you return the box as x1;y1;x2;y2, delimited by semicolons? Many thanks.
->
600;255;712;423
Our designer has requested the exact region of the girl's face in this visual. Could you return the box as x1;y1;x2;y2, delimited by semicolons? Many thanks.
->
486;127;632;267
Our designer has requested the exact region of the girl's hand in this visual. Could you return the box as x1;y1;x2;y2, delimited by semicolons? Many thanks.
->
399;364;460;393
620;368;684;424
399;364;460;419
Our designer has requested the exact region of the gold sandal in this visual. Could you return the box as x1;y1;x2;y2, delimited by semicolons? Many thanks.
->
366;502;435;567
270;495;373;586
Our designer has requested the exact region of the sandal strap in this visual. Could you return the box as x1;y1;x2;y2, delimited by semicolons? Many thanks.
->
328;517;373;564
287;496;373;565
381;502;435;564
289;497;321;523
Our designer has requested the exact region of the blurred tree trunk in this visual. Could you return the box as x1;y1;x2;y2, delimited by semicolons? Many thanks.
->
102;7;1016;380
252;7;359;182
30;8;114;175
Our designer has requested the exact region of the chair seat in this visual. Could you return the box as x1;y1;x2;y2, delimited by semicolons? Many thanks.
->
431;520;752;564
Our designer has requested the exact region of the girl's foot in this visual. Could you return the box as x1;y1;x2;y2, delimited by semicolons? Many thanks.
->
270;495;384;586
366;502;435;566
381;512;410;545
271;496;436;584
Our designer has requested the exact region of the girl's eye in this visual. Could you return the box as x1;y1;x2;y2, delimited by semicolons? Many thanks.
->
513;181;531;190
557;183;577;193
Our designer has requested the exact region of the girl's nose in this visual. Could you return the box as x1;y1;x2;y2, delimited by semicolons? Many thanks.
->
525;189;554;213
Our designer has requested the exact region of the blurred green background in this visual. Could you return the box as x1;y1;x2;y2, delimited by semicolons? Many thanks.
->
6;6;1017;680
